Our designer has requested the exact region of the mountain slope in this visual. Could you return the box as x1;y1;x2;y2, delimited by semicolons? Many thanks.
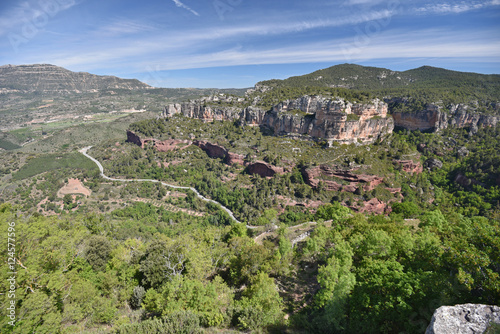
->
259;63;500;89
0;64;152;94
0;64;248;131
257;64;500;102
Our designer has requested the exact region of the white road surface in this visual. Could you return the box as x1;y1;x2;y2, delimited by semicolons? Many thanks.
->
79;146;258;227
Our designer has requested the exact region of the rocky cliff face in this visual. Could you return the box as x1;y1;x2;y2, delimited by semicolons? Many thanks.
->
392;109;447;132
163;103;244;122
127;131;290;178
264;97;394;145
163;95;394;145
302;165;384;192
392;103;499;132
393;159;423;174
426;304;500;334
126;130;191;152
247;162;286;177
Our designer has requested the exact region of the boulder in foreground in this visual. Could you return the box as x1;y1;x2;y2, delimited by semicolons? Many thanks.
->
426;304;500;334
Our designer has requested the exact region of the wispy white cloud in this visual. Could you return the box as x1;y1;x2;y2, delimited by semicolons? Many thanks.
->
1;0;498;84
345;0;388;6
171;0;200;16
181;9;395;40
416;0;499;14
139;29;500;71
14;10;398;70
94;20;157;37
0;0;78;37
25;26;499;76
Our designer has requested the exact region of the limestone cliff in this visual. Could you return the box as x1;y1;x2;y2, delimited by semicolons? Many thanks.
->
264;96;393;145
392;103;499;132
163;95;394;145
163;102;243;122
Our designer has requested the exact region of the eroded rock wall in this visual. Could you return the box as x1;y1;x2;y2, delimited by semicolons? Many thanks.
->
126;130;192;152
246;161;285;177
163;103;242;122
163;95;394;145
392;103;499;132
302;165;384;192
264;97;394;145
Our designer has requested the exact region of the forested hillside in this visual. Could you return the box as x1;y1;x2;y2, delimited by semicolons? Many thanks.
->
0;64;499;334
255;64;500;108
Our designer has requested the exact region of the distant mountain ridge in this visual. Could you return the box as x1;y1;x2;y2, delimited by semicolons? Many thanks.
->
0;64;248;131
0;64;152;95
259;64;500;90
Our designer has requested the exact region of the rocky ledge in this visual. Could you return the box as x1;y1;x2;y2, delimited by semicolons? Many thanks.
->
302;164;384;192
393;159;423;174
163;95;394;145
126;130;192;152
127;131;289;177
426;304;500;334
127;131;399;213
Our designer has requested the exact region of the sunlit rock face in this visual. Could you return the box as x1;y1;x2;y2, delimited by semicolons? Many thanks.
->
164;95;394;145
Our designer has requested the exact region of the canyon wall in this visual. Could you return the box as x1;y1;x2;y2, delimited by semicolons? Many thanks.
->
165;95;498;136
163;95;394;145
392;103;499;132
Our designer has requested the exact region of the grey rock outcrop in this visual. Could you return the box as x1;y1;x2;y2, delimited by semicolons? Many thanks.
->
392;107;448;132
457;146;470;158
163;102;244;122
425;304;500;334
392;102;499;132
424;158;443;170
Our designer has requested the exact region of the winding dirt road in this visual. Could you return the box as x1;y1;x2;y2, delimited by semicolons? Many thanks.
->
79;146;253;226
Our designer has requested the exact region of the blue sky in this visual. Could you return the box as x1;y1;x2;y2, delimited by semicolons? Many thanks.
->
0;0;499;88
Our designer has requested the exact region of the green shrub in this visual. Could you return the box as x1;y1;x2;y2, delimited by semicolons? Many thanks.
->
115;311;202;334
391;201;419;218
